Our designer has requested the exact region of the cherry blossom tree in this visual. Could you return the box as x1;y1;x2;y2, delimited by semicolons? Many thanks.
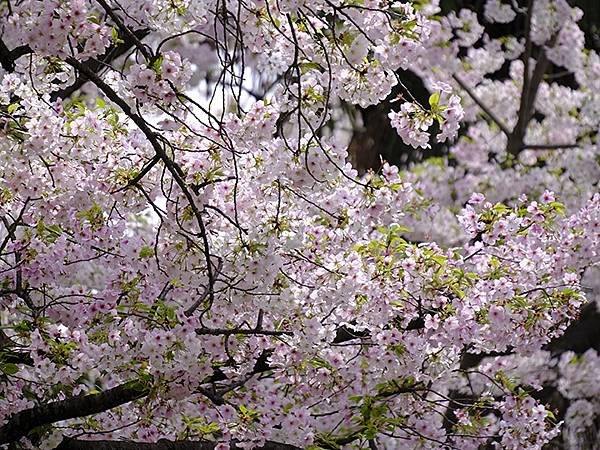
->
0;0;598;449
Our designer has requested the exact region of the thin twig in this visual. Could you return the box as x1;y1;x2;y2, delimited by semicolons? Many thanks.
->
452;74;511;137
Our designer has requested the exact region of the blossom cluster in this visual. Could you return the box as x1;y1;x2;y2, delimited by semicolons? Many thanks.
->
389;81;464;149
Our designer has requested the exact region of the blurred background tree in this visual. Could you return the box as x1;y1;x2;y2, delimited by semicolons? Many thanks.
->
347;0;600;174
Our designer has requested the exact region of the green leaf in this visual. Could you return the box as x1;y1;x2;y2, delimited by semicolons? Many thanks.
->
139;246;154;258
548;201;566;216
431;255;447;266
1;363;19;375
428;92;440;108
308;356;333;370
150;55;164;74
111;27;125;44
13;320;31;333
299;62;323;74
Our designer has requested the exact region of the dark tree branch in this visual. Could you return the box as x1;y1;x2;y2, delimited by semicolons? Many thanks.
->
0;39;14;72
0;39;32;72
51;28;150;101
56;438;302;450
111;154;161;194
507;32;559;156
454;2;563;159
195;327;292;337
0;381;149;444
0;29;148;100
95;0;153;62
185;257;223;317
63;56;216;308
0;329;33;365
521;143;579;150
452;74;511;137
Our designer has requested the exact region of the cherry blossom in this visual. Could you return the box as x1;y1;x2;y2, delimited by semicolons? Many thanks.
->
0;0;598;449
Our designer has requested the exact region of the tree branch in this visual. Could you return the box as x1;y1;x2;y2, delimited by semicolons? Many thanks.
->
521;143;579;150
0;381;149;444
195;327;293;337
63;56;216;308
94;0;153;62
452;74;511;137
51;28;150;101
0;38;32;72
507;31;559;156
56;438;302;450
